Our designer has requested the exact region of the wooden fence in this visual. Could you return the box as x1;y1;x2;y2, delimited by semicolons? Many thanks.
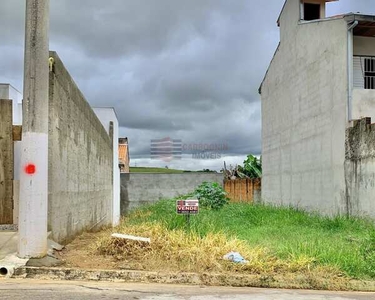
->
224;178;261;203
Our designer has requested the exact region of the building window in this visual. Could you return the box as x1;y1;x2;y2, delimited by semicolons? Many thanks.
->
365;58;375;90
303;3;321;21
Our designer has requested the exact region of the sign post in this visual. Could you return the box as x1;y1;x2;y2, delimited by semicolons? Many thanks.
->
176;199;199;229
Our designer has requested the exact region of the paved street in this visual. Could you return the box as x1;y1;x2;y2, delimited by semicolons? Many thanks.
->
0;279;374;300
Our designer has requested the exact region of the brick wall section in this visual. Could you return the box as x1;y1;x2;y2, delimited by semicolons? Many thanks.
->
48;51;113;244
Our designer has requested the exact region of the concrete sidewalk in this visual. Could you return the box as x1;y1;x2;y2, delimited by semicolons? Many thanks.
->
1;280;375;300
0;231;64;277
0;231;17;260
0;231;28;277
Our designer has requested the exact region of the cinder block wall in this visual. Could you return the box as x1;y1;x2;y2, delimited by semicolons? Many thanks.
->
120;173;223;215
48;51;113;244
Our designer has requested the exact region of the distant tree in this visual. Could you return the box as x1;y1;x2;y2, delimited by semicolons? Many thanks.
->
198;169;216;173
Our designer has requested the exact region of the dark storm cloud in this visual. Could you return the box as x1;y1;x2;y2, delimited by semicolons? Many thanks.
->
0;0;373;169
46;0;281;162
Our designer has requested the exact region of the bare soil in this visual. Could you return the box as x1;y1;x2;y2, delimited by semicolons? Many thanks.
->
60;232;145;271
59;232;114;270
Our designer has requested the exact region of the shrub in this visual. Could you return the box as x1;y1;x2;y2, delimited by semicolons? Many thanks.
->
194;182;229;210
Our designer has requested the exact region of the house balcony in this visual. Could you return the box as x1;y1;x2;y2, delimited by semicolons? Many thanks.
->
352;28;375;121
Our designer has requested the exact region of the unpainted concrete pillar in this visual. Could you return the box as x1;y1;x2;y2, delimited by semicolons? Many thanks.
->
18;0;50;258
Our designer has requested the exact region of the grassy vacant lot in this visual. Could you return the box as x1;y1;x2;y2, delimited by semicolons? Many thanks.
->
93;200;375;281
63;199;375;290
130;167;186;173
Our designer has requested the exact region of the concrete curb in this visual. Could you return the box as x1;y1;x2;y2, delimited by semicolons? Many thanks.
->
0;255;28;278
12;266;375;292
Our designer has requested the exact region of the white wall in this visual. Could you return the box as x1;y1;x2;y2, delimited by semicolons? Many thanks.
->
261;13;349;214
279;0;301;43
352;89;375;121
93;107;120;226
354;36;375;57
0;84;22;125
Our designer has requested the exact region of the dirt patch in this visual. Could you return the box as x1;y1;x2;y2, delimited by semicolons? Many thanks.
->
60;232;146;271
60;232;116;270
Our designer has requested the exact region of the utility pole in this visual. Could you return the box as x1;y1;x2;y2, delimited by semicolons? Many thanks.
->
18;0;50;258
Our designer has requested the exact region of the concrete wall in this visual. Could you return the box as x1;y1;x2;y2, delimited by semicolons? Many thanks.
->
93;107;121;226
279;0;301;44
48;51;113;244
120;173;223;215
352;89;375;121
261;11;349;214
345;118;375;219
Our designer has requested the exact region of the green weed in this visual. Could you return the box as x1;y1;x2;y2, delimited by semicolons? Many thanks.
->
123;200;375;279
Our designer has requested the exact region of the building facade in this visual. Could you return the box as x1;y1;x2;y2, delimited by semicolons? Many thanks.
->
118;137;130;173
259;0;375;217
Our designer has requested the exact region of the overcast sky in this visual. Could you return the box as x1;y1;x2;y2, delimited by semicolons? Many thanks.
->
0;0;374;170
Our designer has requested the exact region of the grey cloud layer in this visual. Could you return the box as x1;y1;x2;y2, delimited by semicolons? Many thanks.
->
0;0;372;169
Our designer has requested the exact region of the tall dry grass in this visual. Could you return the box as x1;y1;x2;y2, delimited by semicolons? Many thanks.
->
94;221;339;276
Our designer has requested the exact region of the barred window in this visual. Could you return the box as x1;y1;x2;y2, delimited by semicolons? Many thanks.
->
364;58;375;90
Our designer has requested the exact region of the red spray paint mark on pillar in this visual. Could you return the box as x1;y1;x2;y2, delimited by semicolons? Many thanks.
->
25;164;36;175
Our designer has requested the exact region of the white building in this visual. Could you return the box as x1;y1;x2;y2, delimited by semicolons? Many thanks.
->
259;0;375;216
0;84;22;126
93;107;121;226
